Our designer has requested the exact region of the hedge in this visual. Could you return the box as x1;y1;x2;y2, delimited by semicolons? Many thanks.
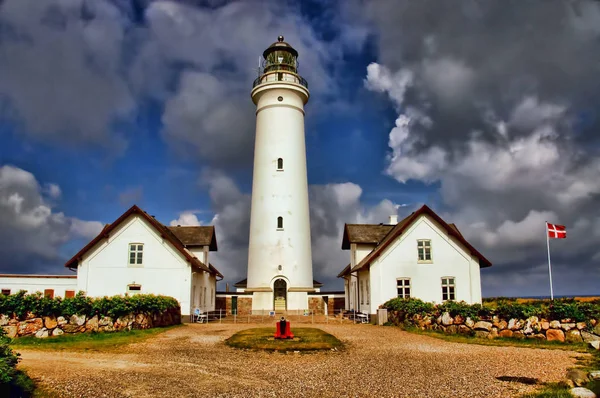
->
383;297;600;322
0;328;34;397
0;291;180;320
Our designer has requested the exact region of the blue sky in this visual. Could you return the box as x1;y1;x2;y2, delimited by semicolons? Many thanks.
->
1;0;599;297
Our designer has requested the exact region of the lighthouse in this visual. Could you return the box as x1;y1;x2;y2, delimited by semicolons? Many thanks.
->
246;36;314;313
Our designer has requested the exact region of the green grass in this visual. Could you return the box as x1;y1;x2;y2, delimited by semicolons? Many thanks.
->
405;327;590;352
520;383;574;398
225;327;343;352
9;325;180;352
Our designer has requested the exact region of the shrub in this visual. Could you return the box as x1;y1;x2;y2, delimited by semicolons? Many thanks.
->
383;298;435;317
0;328;35;397
0;291;180;320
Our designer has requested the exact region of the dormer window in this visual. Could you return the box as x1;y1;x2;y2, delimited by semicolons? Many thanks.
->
277;158;283;170
277;216;284;230
129;243;143;266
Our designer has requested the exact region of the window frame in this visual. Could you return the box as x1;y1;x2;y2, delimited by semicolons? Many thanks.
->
127;284;142;295
277;158;284;171
128;243;144;267
441;277;456;301
396;278;411;299
360;280;364;305
65;290;75;298
417;239;432;263
1;289;10;296
44;289;54;299
277;216;284;230
366;279;370;305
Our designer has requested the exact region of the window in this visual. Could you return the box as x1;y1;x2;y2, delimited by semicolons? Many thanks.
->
366;280;370;305
127;284;142;295
65;290;75;298
417;240;432;262
44;289;54;299
129;243;143;266
360;281;364;305
211;288;214;305
397;279;411;298
1;289;10;296
193;286;197;306
277;216;284;229
204;287;207;306
442;277;455;301
277;158;283;170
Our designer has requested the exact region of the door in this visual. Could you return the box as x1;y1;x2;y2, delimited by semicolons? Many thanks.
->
231;296;238;315
273;279;287;312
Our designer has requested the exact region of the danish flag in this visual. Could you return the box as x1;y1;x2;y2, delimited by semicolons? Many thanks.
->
547;223;566;239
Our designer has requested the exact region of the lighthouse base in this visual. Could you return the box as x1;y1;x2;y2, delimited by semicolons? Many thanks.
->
250;291;310;314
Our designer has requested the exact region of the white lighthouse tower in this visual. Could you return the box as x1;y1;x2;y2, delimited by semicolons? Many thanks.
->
246;36;314;313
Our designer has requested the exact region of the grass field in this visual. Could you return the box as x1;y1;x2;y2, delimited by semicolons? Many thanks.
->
10;325;180;352
225;327;343;352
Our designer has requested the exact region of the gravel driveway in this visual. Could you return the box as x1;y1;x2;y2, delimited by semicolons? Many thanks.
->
18;323;582;397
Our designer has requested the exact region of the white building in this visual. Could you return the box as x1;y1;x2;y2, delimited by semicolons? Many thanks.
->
245;36;315;313
338;205;491;315
0;205;222;319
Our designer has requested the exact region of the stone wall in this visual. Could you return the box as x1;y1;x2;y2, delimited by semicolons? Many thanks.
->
0;308;181;339
388;311;600;346
309;297;325;315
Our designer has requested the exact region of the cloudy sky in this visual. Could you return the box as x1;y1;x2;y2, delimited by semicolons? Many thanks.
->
1;0;599;297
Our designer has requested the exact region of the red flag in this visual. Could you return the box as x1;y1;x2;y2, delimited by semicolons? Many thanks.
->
547;223;566;239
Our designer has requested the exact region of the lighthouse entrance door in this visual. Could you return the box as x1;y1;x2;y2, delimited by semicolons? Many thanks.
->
273;279;287;312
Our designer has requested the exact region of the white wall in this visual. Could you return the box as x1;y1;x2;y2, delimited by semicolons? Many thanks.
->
0;276;77;297
76;214;199;315
370;214;482;310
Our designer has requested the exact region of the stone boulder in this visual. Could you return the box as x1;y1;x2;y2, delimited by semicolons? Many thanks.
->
69;314;86;326
567;369;590;387
86;315;99;332
454;315;464;325
115;314;134;331
62;323;85;333
458;325;472;335
446;325;458;334
474;330;489;339
99;316;113;327
465;317;475;328
18;318;43;336
541;321;550;330
43;316;58;329
562;323;576;332
2;325;17;338
594;322;600;335
134;313;152;329
474;321;492;332
513;331;525;340
576;322;587;330
0;315;9;326
499;330;513;338
52;328;64;336
570;387;596;398
550;320;561;329
508;319;521;330
589;371;600;381
57;316;67;326
546;329;565;342
497;320;508;330
590;341;600;350
488;328;499;339
566;330;583;343
35;328;49;339
582;331;600;343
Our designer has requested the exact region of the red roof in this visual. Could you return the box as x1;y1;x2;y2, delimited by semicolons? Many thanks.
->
64;205;222;277
346;204;491;274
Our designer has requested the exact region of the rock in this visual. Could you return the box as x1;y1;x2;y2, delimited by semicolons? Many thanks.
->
43;316;57;329
567;369;590;387
566;330;583;343
497;320;508;330
35;328;49;338
2;326;17;338
18;318;43;336
57;316;67;326
508;319;521;330
0;315;9;326
523;321;534;335
86;315;99;332
590;341;600;350
589;371;600;381
569;387;596;398
458;325;472;335
583;332;600;343
52;328;64;336
474;330;489;339
115;314;134;330
441;312;453;326
513;331;525;339
541;321;550;330
576;322;587;330
474;321;493;332
550;320;561;329
62;323;85;333
465;317;475;328
546;329;566;342
99;316;113;327
454;315;464;324
565;379;576;388
499;330;513;338
69;314;86;326
594;322;600;335
592;319;597;326
446;325;458;334
488;328;499;339
562;323;576;332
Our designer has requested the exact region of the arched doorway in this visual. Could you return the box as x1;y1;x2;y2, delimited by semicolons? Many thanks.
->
273;279;287;312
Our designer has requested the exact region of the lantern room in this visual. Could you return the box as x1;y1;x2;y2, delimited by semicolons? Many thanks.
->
253;36;308;89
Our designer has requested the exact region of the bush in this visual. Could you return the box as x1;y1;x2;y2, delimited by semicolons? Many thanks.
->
0;291;180;320
382;298;435;317
0;328;35;397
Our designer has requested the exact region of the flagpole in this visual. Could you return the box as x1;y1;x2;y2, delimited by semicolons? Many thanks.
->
546;222;554;300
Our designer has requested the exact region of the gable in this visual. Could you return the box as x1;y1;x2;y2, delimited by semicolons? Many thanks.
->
167;226;217;251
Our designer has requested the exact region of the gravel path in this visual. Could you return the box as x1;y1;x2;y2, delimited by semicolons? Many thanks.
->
17;323;583;397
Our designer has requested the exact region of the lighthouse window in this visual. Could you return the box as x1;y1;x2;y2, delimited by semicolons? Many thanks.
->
277;216;284;229
277;158;283;170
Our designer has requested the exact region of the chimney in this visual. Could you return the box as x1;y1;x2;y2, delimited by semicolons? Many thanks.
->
389;215;398;224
